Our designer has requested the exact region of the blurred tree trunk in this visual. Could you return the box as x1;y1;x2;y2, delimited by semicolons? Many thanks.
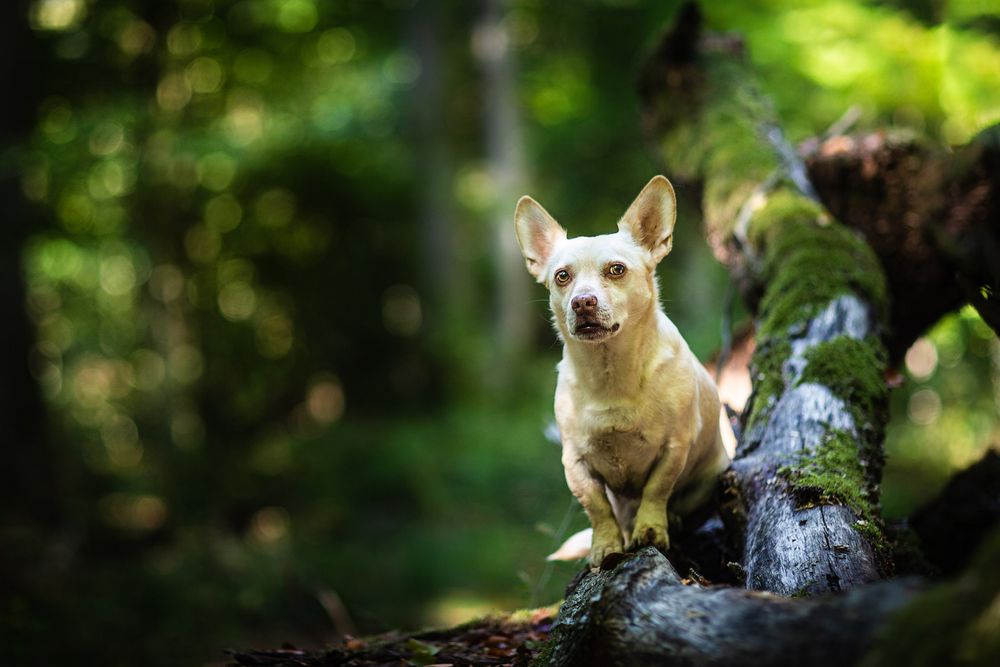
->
475;0;532;387
411;0;468;350
0;1;56;524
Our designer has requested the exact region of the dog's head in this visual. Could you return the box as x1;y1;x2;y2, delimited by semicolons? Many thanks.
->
514;176;677;343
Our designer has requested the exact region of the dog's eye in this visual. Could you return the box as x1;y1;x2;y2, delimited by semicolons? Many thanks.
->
554;269;572;285
608;263;627;277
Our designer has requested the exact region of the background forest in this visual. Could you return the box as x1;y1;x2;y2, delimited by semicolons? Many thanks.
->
2;0;999;665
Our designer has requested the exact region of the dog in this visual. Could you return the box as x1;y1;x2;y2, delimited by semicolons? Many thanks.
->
514;175;730;569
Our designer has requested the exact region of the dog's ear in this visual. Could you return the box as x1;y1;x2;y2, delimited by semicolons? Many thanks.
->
618;175;677;264
514;196;567;283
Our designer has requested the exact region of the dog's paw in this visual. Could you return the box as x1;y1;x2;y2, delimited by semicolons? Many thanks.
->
589;528;624;570
627;522;670;553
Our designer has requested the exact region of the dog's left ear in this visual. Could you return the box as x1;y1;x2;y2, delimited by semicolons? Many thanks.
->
514;196;567;283
618;175;677;264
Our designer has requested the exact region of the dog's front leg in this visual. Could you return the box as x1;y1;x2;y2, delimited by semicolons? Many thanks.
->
628;441;690;553
564;458;623;569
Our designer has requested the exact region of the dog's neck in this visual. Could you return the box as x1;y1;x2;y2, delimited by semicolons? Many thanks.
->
562;300;667;398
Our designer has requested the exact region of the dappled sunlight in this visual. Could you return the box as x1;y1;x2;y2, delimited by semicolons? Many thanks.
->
904;336;938;379
31;0;87;32
249;506;291;545
707;0;1000;141
381;284;423;337
306;376;345;425
907;388;942;426
426;592;508;628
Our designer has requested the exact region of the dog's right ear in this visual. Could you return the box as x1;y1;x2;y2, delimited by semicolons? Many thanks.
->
618;175;677;264
514;196;567;283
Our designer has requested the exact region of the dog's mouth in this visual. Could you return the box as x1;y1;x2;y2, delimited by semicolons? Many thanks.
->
573;319;621;341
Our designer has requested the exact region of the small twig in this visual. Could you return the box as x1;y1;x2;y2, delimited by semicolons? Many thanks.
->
764;122;819;202
824;105;862;140
530;495;579;607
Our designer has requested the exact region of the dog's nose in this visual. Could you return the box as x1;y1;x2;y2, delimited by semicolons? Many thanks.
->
571;294;598;314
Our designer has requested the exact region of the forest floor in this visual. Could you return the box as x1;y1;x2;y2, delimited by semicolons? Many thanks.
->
227;606;556;667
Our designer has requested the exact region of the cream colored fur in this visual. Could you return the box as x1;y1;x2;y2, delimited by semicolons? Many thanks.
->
514;176;730;569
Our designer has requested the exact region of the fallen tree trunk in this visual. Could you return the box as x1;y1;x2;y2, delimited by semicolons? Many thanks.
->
640;2;890;595
544;547;920;667
544;525;1000;667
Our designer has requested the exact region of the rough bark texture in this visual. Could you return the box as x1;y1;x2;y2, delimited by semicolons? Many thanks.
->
803;127;1000;353
543;547;919;667
640;3;890;596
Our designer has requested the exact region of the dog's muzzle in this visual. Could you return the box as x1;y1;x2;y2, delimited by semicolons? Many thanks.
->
572;317;620;340
570;293;620;340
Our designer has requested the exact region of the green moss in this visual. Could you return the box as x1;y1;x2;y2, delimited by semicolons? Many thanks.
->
779;429;874;520
700;112;779;231
743;336;791;438
647;27;894;564
778;428;887;554
862;527;1000;667
751;190;889;339
653;54;780;226
799;336;888;449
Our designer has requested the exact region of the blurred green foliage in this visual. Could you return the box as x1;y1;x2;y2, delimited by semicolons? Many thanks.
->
2;1;999;665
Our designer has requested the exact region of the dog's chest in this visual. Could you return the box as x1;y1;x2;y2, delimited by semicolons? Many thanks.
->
577;404;663;493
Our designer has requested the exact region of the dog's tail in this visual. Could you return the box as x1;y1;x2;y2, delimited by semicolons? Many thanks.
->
546;528;592;561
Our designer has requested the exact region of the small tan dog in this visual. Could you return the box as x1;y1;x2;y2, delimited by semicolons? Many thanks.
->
514;175;730;569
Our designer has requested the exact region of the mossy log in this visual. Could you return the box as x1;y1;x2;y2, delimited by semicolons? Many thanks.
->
640;3;890;595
